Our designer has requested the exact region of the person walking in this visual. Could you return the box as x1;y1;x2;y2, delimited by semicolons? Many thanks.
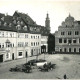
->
64;74;67;79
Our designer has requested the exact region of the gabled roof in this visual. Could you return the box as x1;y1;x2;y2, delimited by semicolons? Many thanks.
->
13;11;36;25
0;11;49;35
0;13;5;18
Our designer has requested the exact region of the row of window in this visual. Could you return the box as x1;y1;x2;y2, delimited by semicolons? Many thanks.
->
18;42;28;47
59;38;80;44
31;35;40;39
59;48;80;52
0;43;14;48
31;42;39;46
18;33;28;38
0;32;41;39
18;42;40;47
0;32;29;38
61;31;79;35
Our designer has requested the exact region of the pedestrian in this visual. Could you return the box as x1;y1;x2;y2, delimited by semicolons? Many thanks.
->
64;74;67;79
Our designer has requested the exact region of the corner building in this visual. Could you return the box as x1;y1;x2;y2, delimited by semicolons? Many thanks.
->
55;14;80;53
0;11;50;62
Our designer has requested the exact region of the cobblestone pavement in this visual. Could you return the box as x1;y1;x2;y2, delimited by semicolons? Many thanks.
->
0;54;80;79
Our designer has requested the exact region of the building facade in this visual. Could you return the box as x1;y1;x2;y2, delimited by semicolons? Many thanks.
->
0;11;50;62
55;14;80;53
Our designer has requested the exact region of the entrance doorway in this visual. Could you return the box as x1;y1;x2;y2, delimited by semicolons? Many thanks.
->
31;49;33;56
12;53;14;60
26;51;28;57
41;45;46;53
0;55;3;62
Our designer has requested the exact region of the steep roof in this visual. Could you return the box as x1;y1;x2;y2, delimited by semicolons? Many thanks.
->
77;21;80;24
0;13;5;18
0;11;49;35
13;11;36;25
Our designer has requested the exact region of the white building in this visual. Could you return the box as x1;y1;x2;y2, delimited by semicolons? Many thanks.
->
0;11;50;62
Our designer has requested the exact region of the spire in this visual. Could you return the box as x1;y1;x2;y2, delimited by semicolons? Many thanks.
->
46;12;49;19
45;12;50;33
69;13;71;17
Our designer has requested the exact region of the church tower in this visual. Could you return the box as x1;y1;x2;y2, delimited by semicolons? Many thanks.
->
45;13;50;33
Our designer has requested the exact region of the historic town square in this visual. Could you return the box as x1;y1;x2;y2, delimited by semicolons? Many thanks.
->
0;0;80;79
0;54;80;79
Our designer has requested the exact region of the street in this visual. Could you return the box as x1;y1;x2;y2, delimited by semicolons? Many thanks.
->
0;54;80;79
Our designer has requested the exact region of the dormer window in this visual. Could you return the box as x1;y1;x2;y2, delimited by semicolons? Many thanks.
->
13;20;16;24
9;23;12;27
16;25;21;31
13;17;15;20
17;21;20;25
1;17;4;21
21;21;23;25
23;25;27;31
4;22;7;26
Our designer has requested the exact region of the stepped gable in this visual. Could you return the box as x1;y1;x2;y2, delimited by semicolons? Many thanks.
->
65;14;74;22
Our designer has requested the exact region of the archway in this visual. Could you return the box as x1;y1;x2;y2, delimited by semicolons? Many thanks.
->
26;51;28;57
12;53;14;60
31;49;33;56
41;45;46;53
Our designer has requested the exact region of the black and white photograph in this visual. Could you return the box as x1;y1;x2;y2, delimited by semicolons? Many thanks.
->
0;0;80;79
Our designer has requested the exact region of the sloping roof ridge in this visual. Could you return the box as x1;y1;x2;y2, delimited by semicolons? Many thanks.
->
15;11;28;25
17;11;35;24
0;13;5;16
26;13;35;23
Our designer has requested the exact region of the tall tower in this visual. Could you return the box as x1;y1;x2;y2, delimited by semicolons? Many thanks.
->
45;13;50;33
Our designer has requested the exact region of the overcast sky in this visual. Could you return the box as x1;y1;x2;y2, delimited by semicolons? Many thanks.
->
0;0;80;33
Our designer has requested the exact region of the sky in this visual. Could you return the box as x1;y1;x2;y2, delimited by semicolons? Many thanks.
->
0;0;80;33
